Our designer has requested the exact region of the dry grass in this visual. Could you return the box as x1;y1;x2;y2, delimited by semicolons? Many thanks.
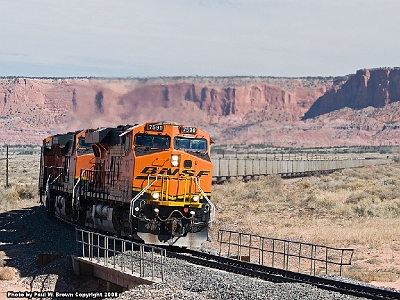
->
0;267;14;281
211;163;400;282
344;267;399;283
0;153;40;212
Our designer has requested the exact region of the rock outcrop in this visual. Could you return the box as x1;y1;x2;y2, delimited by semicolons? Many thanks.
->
2;69;400;147
0;77;332;145
303;68;400;119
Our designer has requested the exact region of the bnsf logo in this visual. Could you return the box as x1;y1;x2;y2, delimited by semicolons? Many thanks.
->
135;166;210;179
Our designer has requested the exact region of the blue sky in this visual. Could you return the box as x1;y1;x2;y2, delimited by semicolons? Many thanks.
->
0;0;399;78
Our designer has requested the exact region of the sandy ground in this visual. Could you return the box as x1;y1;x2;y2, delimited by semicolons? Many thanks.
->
0;269;29;300
371;278;400;290
350;244;400;290
0;202;108;300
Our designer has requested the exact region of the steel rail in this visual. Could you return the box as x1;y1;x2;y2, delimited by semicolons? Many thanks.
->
166;248;400;300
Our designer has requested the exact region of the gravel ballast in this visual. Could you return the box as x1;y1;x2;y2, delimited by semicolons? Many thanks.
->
1;203;371;299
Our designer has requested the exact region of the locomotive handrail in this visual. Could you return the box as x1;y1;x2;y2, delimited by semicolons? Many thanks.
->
129;175;159;222
45;166;65;183
44;171;61;207
195;177;216;223
50;174;61;185
72;176;81;209
44;174;51;206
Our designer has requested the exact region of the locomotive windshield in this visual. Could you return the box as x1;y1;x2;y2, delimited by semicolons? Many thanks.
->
77;137;93;155
134;133;170;149
174;137;207;152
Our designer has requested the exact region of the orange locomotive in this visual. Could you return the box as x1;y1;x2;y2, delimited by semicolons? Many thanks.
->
39;122;214;247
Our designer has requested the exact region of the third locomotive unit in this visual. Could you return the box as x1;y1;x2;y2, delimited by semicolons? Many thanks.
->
38;122;214;247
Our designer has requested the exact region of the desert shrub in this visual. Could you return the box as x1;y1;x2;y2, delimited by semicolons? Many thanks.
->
347;181;366;191
345;191;373;204
341;168;361;178
381;185;400;201
353;203;380;217
379;199;400;218
300;193;317;208
0;267;14;281
15;184;35;199
325;179;348;191
380;178;397;185
352;197;399;218
314;196;335;210
365;183;400;201
297;180;312;189
0;184;36;202
320;176;333;183
264;174;283;190
284;181;332;211
0;183;38;212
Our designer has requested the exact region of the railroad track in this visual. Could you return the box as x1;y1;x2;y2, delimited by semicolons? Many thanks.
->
52;210;400;299
167;247;400;300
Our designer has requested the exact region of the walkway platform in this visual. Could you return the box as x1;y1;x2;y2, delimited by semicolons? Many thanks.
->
72;256;161;292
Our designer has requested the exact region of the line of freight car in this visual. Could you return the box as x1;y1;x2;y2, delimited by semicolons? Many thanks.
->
212;157;392;183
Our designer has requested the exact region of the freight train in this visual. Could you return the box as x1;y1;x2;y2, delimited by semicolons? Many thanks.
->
38;122;214;247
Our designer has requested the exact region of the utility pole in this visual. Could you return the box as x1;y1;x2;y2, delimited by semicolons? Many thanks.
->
1;145;10;188
6;145;8;188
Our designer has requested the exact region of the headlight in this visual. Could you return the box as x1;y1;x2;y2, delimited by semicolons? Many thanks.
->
151;191;160;199
171;155;179;167
192;194;200;202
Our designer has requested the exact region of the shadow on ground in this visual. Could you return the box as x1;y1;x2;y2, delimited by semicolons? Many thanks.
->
0;204;108;296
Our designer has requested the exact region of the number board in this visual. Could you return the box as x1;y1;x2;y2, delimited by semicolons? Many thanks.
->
180;127;197;134
146;124;164;131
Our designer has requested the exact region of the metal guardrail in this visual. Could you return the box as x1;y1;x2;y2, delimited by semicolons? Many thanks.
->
218;230;354;276
75;228;166;281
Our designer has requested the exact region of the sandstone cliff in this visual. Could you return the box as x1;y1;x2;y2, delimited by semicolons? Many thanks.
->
303;68;400;119
0;76;332;145
2;69;400;147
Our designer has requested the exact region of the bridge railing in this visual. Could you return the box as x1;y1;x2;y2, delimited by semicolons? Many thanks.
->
75;228;166;281
218;229;354;276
